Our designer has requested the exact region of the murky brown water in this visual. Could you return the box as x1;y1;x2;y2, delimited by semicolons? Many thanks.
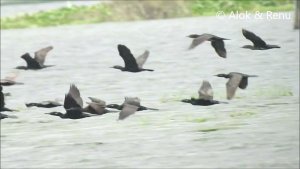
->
1;13;299;168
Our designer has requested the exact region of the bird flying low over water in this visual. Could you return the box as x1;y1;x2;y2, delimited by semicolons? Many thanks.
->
107;98;158;111
82;97;117;115
26;101;62;108
215;72;258;100
0;85;16;112
0;72;24;86
46;84;95;119
181;80;227;106
118;97;144;120
242;29;280;50
187;33;229;58
112;44;154;72
16;46;54;70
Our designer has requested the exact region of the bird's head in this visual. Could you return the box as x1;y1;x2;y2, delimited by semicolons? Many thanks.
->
111;65;124;70
20;53;31;59
187;34;200;38
181;99;192;103
214;74;229;78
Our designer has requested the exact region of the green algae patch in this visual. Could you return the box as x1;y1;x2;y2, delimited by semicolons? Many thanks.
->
255;85;293;98
230;111;256;118
189;117;209;123
197;126;238;133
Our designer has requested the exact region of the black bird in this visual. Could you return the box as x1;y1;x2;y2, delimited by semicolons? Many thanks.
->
181;80;226;106
16;46;54;70
242;29;280;50
0;72;24;86
0;113;17;120
112;44;154;72
82;97;117;115
118;97;142;120
0;86;15;112
46;84;94;119
107;99;158;111
187;33;229;58
215;72;258;100
26;100;62;108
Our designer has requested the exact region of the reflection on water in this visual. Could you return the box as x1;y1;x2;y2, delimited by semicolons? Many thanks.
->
1;13;299;168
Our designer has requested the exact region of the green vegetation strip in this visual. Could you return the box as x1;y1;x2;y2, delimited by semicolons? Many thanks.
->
1;0;293;29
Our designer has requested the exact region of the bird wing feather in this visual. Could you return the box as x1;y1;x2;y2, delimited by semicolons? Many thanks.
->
242;29;267;48
34;46;53;66
136;50;150;69
117;45;139;70
226;74;243;100
211;40;226;58
198;80;214;100
64;84;83;109
118;103;139;120
188;34;212;50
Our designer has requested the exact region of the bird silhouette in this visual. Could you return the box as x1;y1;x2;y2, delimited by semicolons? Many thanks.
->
112;44;154;72
187;33;229;58
181;80;227;106
242;29;280;50
215;72;258;100
16;46;54;70
46;84;95;119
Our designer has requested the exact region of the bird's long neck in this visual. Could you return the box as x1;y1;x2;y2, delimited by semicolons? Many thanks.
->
141;68;154;72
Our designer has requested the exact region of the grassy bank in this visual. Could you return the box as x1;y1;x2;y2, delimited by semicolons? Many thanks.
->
0;0;294;29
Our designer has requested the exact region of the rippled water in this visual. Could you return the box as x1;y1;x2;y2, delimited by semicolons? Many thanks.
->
1;13;299;168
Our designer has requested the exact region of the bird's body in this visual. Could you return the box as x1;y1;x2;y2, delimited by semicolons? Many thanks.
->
181;80;226;106
26;101;62;108
187;33;229;58
112;44;154;72
242;29;280;50
215;72;258;100
16;46;54;70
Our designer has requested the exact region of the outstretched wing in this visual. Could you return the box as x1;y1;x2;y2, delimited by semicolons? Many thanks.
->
124;97;141;107
64;84;83;109
117;44;139;70
118;103;139;120
211;40;226;58
239;77;248;89
136;50;150;69
198;80;214;100
34;46;53;66
226;73;243;100
86;102;106;115
188;34;212;50
242;29;267;48
88;97;106;106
